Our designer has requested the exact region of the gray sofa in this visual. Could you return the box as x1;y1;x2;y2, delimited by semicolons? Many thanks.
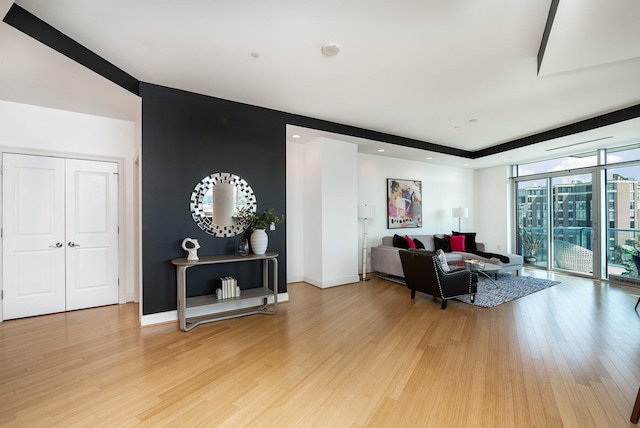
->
370;234;523;278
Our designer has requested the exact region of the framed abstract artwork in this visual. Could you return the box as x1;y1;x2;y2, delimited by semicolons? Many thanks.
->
387;178;422;229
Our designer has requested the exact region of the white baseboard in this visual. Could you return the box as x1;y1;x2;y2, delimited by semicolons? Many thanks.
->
140;292;290;327
140;310;178;327
287;275;304;283
304;275;361;289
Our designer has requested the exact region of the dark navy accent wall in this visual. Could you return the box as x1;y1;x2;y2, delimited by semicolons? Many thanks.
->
140;82;287;315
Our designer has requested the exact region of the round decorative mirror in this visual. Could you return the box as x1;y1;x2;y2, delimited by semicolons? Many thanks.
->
189;172;257;237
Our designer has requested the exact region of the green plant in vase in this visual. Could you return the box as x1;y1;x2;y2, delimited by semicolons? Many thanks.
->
237;208;284;255
614;237;640;276
237;208;284;230
519;227;545;263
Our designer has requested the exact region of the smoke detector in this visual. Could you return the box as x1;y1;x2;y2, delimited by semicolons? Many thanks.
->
321;43;340;56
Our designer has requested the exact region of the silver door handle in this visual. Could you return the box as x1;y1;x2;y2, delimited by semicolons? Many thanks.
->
68;242;81;247
49;242;63;248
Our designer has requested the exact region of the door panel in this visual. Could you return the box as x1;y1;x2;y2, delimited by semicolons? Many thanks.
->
65;159;118;311
75;248;109;288
3;154;119;319
2;154;66;319
15;250;58;296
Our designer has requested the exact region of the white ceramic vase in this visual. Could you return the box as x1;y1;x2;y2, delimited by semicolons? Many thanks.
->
250;229;268;255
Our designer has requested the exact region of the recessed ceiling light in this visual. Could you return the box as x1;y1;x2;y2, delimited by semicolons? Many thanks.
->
377;149;385;152
426;157;433;160
292;134;301;139
321;43;340;56
463;163;470;166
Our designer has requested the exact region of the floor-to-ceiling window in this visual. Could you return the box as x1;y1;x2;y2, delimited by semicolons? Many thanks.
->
551;173;593;274
516;179;548;268
514;146;640;282
605;146;640;281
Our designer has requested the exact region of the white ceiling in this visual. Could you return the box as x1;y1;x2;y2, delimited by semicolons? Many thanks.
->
1;0;639;169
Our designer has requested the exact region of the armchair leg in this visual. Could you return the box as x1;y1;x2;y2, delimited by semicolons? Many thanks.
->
470;294;475;303
410;289;416;299
635;297;640;311
441;299;447;310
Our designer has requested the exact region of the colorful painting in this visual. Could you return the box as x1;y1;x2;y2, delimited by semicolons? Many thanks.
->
387;179;422;229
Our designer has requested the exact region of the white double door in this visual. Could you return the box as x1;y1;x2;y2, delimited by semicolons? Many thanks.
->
2;153;119;320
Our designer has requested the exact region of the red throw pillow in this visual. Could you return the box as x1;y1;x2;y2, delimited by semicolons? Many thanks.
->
449;234;466;251
404;235;416;249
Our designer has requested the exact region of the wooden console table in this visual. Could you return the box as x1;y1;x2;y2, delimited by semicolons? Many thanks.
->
172;252;278;331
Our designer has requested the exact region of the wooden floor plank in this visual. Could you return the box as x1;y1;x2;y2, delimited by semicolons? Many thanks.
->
1;269;639;426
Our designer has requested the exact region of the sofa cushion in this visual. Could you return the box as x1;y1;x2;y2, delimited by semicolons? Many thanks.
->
404;235;416;249
449;234;465;251
436;249;450;272
443;252;463;262
413;235;436;251
393;234;410;249
413;238;425;249
382;236;394;246
434;235;451;252
452;231;477;252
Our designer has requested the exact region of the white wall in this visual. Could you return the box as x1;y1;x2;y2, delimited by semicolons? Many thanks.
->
358;154;476;271
302;137;359;287
475;165;513;252
286;142;304;282
0;100;138;306
286;142;482;281
301;140;323;283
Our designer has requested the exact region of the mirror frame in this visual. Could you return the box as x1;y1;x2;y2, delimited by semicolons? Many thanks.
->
189;172;257;237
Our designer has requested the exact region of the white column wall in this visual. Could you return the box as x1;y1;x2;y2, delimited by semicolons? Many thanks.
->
475;165;513;252
302;141;323;283
286;142;304;283
319;138;359;287
0;100;138;307
302;137;359;288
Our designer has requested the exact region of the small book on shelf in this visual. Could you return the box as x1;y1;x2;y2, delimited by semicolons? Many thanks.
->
217;276;240;299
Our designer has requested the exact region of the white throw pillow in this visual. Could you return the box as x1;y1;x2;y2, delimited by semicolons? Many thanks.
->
436;249;450;272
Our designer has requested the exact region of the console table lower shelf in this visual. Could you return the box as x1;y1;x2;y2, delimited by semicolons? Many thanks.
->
172;252;278;331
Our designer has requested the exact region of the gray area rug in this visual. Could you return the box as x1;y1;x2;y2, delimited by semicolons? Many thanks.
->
378;273;560;308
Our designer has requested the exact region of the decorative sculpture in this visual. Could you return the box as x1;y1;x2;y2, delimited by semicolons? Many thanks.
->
181;238;201;261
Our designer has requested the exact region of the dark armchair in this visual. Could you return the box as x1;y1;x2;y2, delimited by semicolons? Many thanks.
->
632;254;640;310
399;250;477;309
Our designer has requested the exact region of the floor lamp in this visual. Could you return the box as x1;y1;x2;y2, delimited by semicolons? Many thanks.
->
452;207;469;232
359;204;375;281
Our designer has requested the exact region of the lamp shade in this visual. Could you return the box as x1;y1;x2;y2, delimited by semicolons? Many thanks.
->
358;204;375;219
452;207;469;218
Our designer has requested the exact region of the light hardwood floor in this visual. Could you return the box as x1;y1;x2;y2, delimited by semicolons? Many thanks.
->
1;270;640;427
